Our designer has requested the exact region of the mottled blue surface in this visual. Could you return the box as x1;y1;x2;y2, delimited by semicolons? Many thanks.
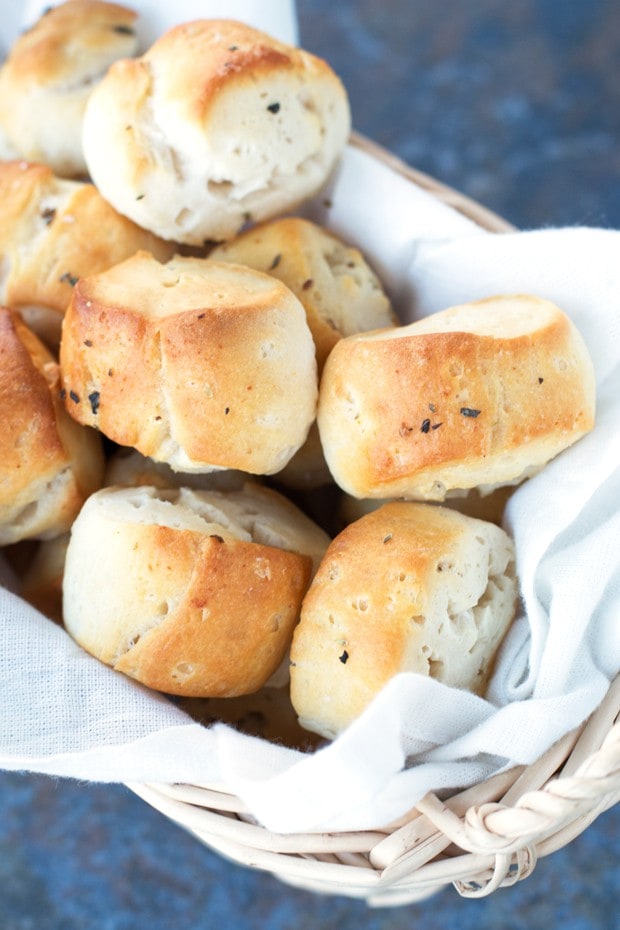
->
300;0;620;230
1;772;619;930
1;1;619;927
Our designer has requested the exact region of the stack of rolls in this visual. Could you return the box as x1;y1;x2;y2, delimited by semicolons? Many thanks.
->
0;3;598;748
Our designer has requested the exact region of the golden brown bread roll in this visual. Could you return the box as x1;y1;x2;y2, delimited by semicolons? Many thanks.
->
59;251;319;476
0;0;139;177
317;295;596;500
0;160;174;347
290;502;518;740
0;307;104;545
82;19;351;243
63;483;331;697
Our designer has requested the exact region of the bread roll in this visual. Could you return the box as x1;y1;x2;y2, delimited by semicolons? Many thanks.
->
63;483;331;697
0;160;174;347
290;502;517;739
211;216;396;489
0;1;139;177
82;19;351;243
318;295;596;500
0;307;104;545
59;251;319;475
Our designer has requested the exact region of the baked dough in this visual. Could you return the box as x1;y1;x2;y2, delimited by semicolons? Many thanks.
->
0;307;104;545
0;160;174;348
82;19;351;243
59;251;319;476
63;483;330;697
290;502;517;739
318;295;596;500
0;0;139;177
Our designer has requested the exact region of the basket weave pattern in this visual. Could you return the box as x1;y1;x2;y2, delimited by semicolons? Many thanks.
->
127;135;620;904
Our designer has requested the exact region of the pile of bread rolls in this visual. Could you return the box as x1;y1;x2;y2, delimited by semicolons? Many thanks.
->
0;2;596;748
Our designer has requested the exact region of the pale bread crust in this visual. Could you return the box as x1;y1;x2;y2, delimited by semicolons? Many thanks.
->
59;251;319;475
82;19;351;243
0;160;174;347
0;307;104;545
0;1;139;177
317;295;596;500
62;483;330;697
290;502;517;739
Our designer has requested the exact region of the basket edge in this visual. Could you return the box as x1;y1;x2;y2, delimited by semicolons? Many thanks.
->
349;131;516;235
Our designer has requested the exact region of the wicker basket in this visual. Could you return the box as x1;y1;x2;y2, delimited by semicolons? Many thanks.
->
127;134;620;906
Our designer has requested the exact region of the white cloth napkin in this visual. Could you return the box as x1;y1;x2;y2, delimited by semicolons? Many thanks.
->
0;3;618;835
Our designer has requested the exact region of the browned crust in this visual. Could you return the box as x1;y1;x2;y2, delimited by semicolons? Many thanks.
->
112;527;312;697
318;299;595;496
0;307;68;500
59;252;317;472
60;283;163;450
292;503;464;700
0;161;174;317
3;1;137;84
144;19;328;124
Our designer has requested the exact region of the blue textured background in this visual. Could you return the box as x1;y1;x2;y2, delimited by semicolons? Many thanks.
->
1;2;619;927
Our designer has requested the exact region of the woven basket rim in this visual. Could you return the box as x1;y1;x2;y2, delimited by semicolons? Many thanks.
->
349;132;516;235
126;138;619;905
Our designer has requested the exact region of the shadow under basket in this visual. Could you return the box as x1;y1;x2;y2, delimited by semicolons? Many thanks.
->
127;134;620;906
